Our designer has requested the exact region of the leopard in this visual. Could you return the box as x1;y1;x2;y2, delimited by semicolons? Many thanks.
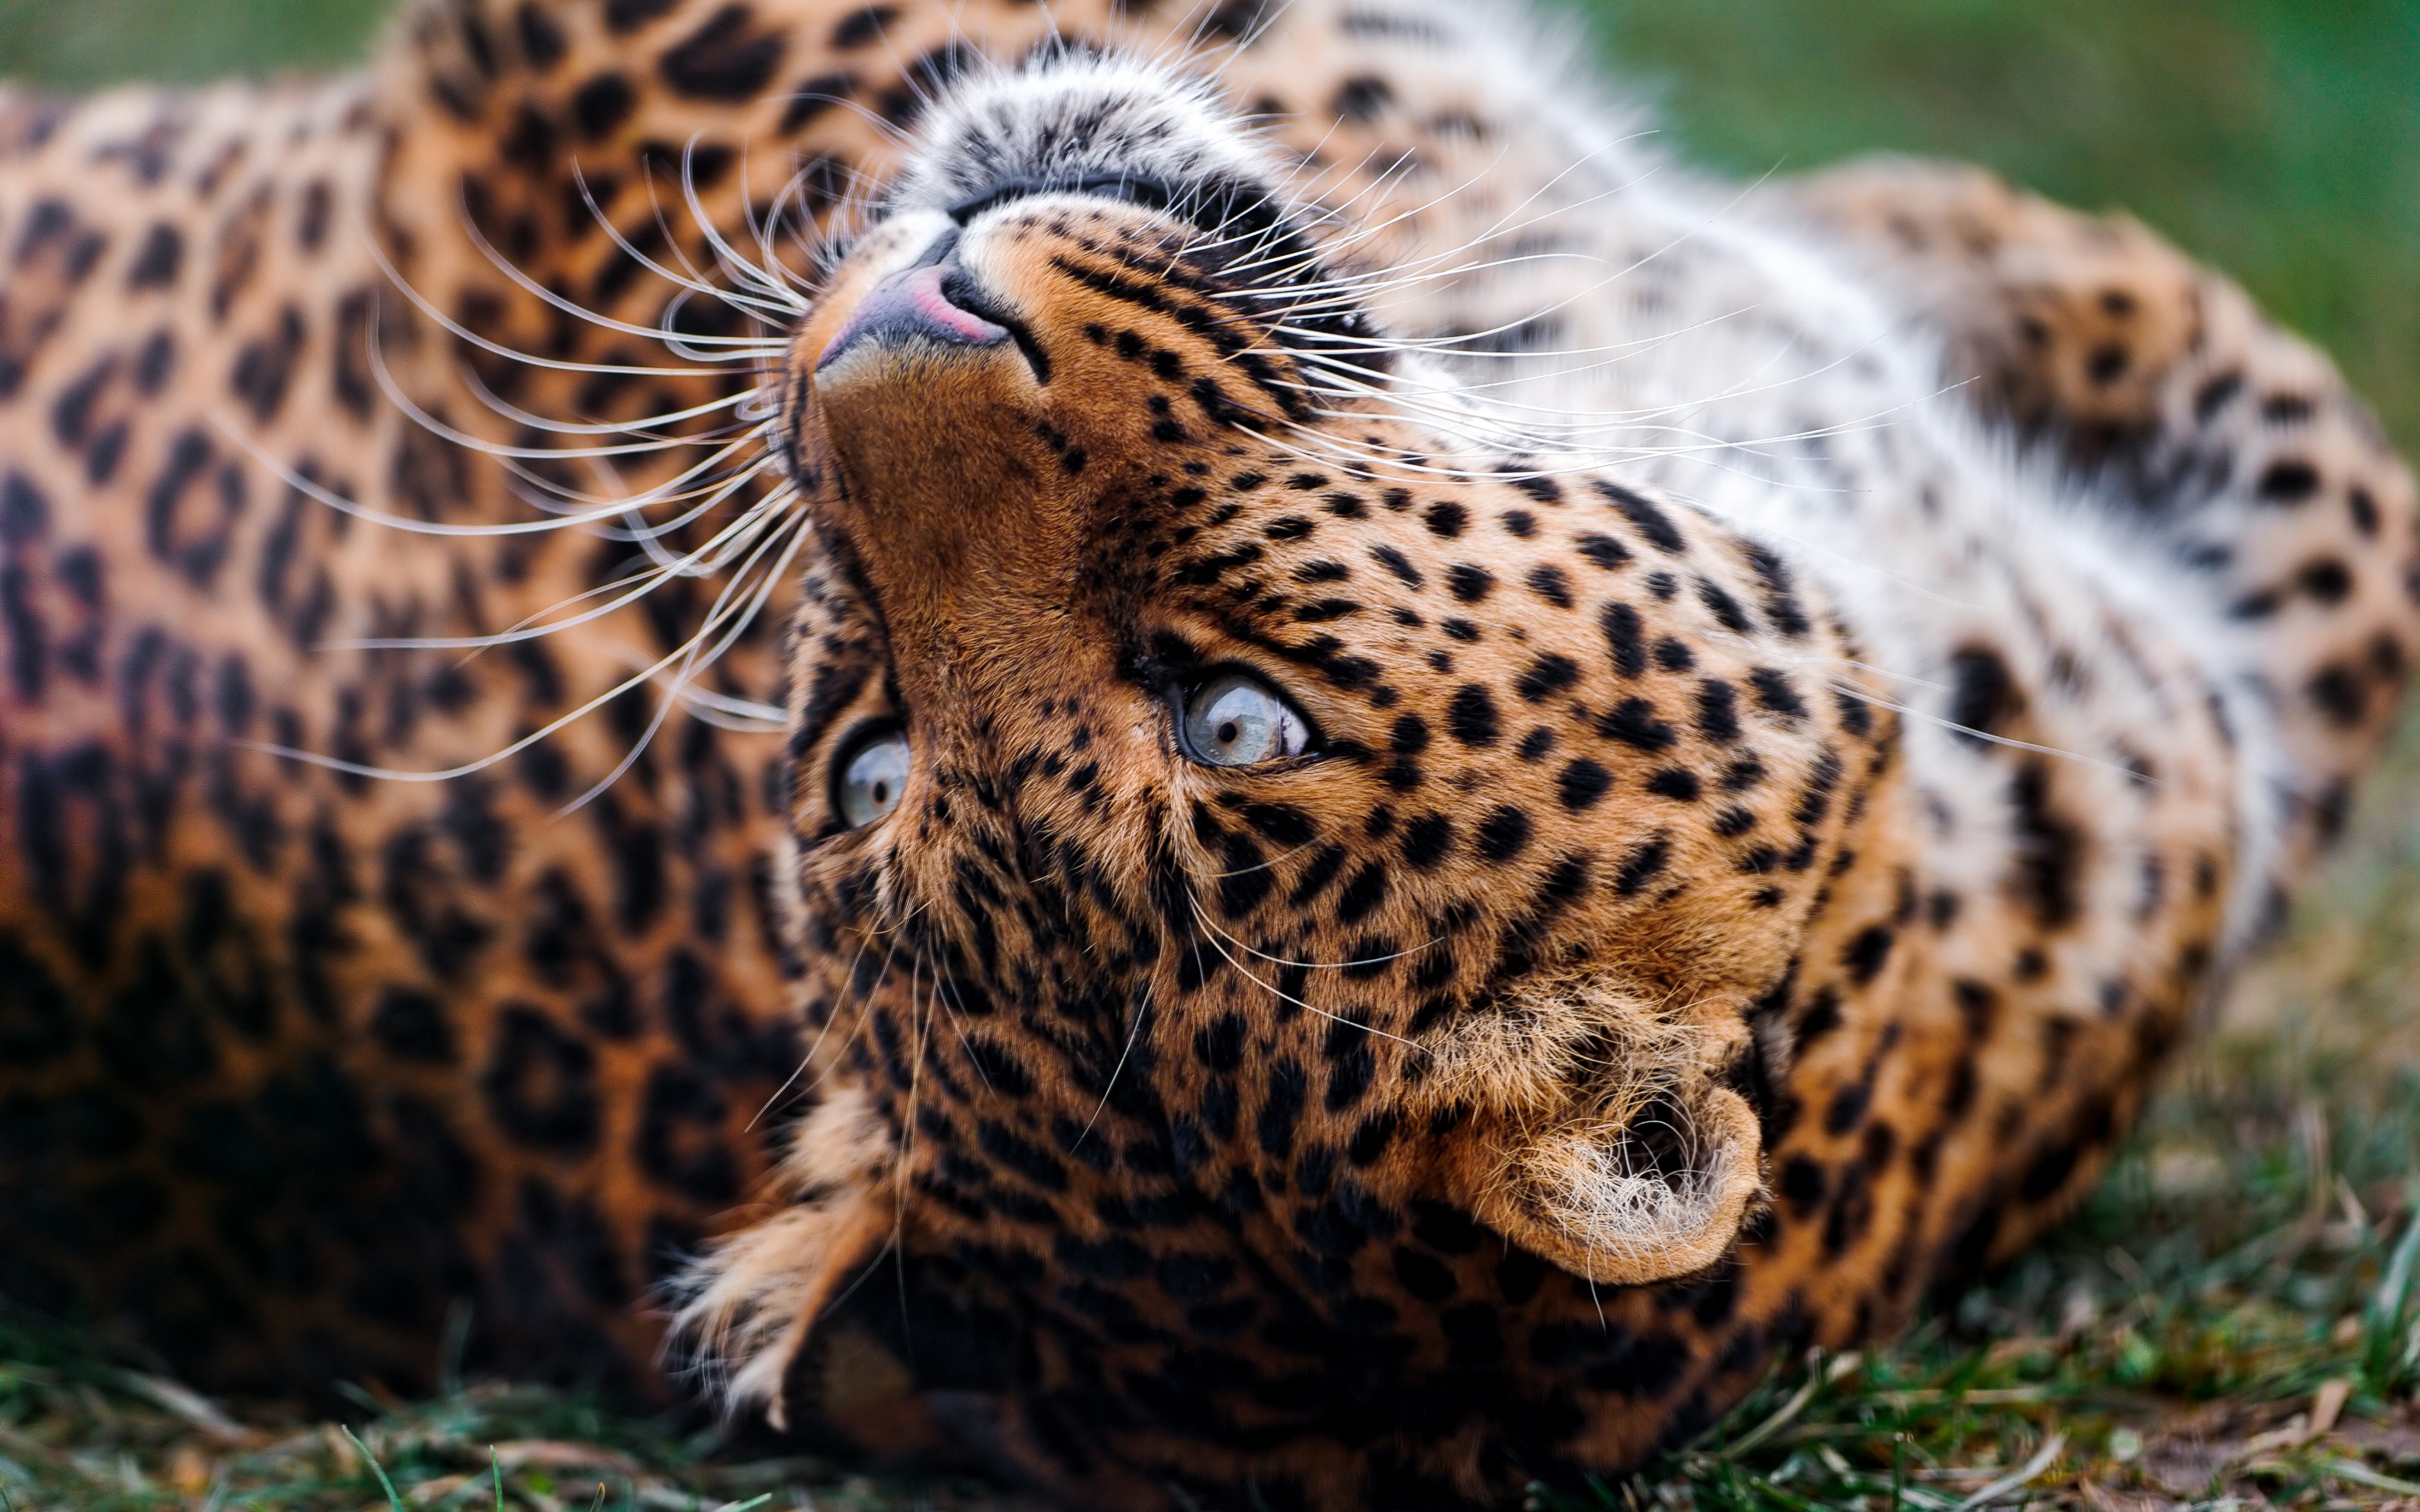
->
1;0;2413;1508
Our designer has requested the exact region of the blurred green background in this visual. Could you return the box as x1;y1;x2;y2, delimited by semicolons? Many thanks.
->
0;0;2412;450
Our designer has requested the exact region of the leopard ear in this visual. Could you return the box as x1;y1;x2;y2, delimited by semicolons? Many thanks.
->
1417;972;1766;1286
1442;1082;1765;1286
673;1083;894;1430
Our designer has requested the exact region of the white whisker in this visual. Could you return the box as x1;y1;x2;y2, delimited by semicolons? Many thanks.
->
1188;903;1430;1055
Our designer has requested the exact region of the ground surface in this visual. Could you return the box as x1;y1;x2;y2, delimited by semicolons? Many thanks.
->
3;2;2419;1509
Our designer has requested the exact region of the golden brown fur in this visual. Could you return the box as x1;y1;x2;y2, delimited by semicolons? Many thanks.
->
0;1;2412;1507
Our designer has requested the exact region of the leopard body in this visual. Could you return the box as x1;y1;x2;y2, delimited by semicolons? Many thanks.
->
0;1;2411;1506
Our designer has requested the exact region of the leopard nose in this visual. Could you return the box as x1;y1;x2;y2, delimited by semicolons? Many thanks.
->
817;261;1011;370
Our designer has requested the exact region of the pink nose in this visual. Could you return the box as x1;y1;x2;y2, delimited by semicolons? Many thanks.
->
819;263;1010;369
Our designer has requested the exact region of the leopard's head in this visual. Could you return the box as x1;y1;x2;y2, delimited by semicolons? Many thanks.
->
692;44;1886;1437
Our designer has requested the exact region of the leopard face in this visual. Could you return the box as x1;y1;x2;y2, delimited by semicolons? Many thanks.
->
696;47;1894;1499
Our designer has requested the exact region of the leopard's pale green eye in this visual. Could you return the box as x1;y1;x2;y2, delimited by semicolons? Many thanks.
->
1180;673;1314;768
838;729;912;827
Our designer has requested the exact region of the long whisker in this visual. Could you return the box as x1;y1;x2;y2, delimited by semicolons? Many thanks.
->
1826;678;2165;786
1207;931;1442;973
456;358;768;438
367;327;741;466
1075;974;1156;1148
241;505;810;790
557;506;816;813
1185;897;1429;1054
214;410;717;539
321;470;793;653
464;167;794;350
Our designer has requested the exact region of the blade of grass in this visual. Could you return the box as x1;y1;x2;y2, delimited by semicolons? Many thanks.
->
2327;1459;2420;1498
2363;1187;2420;1390
1952;1434;2064;1511
347;1426;409;1512
1722;1370;1824;1460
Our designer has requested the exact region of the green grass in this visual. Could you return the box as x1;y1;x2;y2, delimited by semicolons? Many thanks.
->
0;1303;1006;1509
4;2;2419;1508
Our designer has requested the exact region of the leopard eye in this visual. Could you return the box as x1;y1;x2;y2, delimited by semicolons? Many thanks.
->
836;726;911;827
1180;673;1315;768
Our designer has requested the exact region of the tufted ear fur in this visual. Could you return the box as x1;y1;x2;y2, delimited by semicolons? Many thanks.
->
1419;973;1765;1286
672;1084;896;1429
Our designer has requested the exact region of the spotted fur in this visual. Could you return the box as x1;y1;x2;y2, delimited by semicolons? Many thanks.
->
0;1;2412;1508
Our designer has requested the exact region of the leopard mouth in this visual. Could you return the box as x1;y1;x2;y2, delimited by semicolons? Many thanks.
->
817;251;1052;387
940;169;1390;384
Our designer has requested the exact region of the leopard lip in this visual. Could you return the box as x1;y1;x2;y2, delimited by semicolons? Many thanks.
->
936;269;1052;384
817;262;1011;369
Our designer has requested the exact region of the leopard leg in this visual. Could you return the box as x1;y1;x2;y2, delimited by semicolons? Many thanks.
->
1791;159;2420;890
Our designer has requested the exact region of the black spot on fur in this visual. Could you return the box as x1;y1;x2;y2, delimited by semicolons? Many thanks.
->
779;72;857;133
636;1065;739;1203
602;0;678;32
1598;698;1676;752
1333;74;1393;123
1369;544;1423;587
1575;534;1632;571
1697;680;1742;743
660;6;786;100
1401;815;1455;869
1527;565;1574;608
1841;925;1895;987
127;224;182;289
1448;685;1501;747
831;4;896;47
1748;668;1807;722
2256;459;2321;505
481;1007;601;1154
2308;662;2368;728
1257;1062;1307;1159
2349;487;2381;538
1446;564;1495;603
1475;806;1531;863
1695;578;1751;633
370;988;456;1064
572;74;640;139
1645;769;1700;803
516;3;568;66
1601;603;1647;679
1515;653;1579;703
1946;646;2021;745
1594;481;1685;553
2008;761;2085;928
1558;759;1612;811
1614;839;1669;896
230;305;306;423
